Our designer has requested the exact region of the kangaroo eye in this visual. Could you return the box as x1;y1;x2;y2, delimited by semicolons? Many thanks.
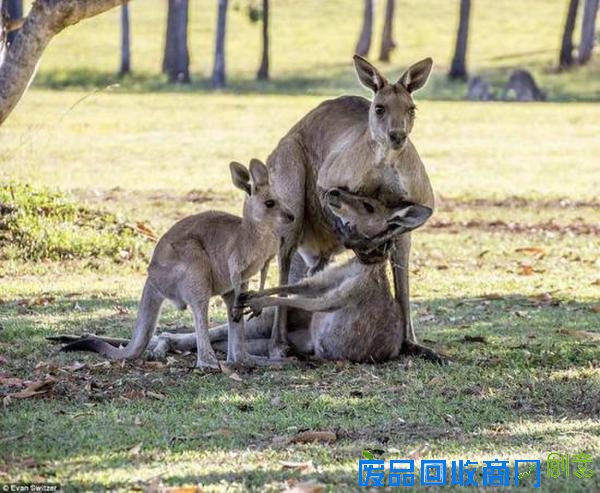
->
264;200;275;208
375;105;385;116
363;202;375;213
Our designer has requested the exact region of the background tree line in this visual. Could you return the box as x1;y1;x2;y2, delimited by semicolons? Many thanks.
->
1;0;599;89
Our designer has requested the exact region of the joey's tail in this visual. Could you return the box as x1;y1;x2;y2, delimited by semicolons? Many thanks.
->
62;280;164;359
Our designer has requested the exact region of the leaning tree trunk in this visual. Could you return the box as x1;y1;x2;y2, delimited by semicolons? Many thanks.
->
162;0;190;83
0;0;125;126
212;0;228;88
355;0;373;57
256;0;269;80
448;0;471;80
578;0;599;63
5;0;21;44
118;2;130;76
559;0;580;68
379;0;396;61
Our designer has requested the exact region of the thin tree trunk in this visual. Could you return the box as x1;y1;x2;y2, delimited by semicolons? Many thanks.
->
0;0;125;126
5;0;21;44
355;0;373;57
162;0;190;83
559;0;580;68
448;0;471;80
0;0;6;67
256;0;269;80
578;0;599;63
379;0;395;61
212;0;228;88
118;2;130;76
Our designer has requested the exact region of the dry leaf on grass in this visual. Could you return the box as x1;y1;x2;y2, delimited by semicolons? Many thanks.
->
463;335;487;343
518;265;535;276
515;246;545;255
558;328;600;341
0;376;24;387
408;443;430;461
128;442;143;456
279;460;316;474
136;221;158;240
146;391;166;400
289;430;337;444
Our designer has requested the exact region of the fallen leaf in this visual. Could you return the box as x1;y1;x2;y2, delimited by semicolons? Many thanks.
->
203;427;233;438
515;246;545;255
0;376;24;387
163;487;204;493
114;305;130;316
518;265;534;276
289;430;336;444
128;442;143;456
61;361;86;372
279;460;316;474
136;221;158;240
5;388;46;399
590;304;600;314
558;328;600;341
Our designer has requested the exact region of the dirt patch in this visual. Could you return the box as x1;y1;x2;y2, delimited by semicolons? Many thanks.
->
425;218;599;235
437;195;599;210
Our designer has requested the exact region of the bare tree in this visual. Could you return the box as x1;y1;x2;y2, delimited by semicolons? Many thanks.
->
256;0;269;80
379;0;396;62
559;0;580;68
5;0;21;44
118;2;130;76
578;0;599;63
355;0;373;57
162;0;190;83
212;0;228;88
0;0;125;126
448;0;471;80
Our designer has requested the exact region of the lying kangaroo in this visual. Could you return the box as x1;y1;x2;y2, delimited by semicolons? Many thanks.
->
56;189;433;363
63;159;295;369
265;55;435;359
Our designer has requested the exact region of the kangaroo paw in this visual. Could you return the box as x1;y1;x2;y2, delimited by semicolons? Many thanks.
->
269;343;291;359
401;341;445;364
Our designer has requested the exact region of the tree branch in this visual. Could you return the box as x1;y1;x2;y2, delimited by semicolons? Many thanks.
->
0;0;124;126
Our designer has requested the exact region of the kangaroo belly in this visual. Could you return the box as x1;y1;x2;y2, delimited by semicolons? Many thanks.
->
311;300;403;363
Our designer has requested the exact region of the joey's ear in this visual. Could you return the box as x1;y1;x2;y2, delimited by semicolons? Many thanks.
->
230;161;251;195
353;55;388;92
397;57;433;93
387;203;433;233
248;158;269;187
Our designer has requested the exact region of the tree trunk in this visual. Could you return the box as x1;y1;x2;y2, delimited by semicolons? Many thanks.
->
212;0;228;88
559;0;580;68
578;0;599;63
0;0;125;126
118;2;130;76
162;0;190;83
355;0;373;57
256;0;269;80
5;0;21;44
379;0;395;61
0;0;6;67
448;0;471;80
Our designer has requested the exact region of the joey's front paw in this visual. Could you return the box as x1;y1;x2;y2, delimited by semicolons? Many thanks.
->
231;305;244;323
237;291;258;305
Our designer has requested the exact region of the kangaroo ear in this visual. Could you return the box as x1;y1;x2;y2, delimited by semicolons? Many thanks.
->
230;161;251;195
353;55;388;92
248;158;269;187
387;203;433;233
398;57;433;93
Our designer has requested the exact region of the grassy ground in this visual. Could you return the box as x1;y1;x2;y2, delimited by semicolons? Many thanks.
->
1;0;600;491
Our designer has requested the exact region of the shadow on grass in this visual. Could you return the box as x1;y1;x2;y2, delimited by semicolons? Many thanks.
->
31;64;600;102
0;294;598;490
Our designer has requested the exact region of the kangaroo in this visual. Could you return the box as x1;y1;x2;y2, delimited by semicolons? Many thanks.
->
55;189;433;363
265;55;436;360
62;159;295;369
501;69;546;102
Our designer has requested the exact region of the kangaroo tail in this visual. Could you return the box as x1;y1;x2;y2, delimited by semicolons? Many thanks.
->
61;280;164;360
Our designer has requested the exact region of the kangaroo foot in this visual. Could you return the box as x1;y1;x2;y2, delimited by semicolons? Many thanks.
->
401;340;445;364
224;354;294;370
195;351;221;371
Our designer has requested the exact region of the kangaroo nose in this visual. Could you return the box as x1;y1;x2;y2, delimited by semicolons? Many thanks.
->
389;130;407;146
285;212;295;222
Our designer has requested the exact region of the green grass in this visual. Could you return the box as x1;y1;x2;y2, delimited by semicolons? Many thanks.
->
0;0;599;491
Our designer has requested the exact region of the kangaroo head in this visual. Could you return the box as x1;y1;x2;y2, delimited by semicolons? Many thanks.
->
230;159;295;232
354;55;433;152
326;187;432;263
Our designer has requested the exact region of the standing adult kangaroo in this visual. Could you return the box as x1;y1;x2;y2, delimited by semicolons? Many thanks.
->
267;55;436;360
